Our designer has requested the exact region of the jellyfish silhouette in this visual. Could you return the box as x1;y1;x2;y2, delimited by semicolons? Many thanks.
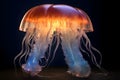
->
14;4;102;77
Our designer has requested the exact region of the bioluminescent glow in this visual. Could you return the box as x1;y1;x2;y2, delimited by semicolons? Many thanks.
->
14;4;102;77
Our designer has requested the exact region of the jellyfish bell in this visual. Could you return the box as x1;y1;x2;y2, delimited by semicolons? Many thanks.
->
14;4;101;78
19;4;93;32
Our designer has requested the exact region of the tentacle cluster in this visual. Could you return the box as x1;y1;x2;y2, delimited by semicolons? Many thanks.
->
14;4;102;78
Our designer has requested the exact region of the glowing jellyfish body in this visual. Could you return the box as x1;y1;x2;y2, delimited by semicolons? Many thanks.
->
14;4;101;77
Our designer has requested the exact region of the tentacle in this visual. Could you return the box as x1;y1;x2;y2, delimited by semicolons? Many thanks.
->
61;27;91;77
80;35;96;65
19;32;34;66
44;36;53;67
21;39;49;76
14;31;32;68
80;37;90;57
77;29;91;57
25;32;35;62
82;32;102;68
47;33;60;66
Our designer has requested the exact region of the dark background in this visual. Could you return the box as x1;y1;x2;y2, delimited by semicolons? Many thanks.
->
0;0;119;72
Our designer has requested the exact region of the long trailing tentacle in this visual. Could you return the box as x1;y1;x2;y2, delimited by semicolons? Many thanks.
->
82;33;108;74
13;35;26;73
82;32;102;68
14;33;27;68
14;29;35;70
77;30;91;57
43;24;56;67
13;32;31;75
81;35;95;64
25;32;36;62
46;33;60;67
80;37;90;57
44;34;56;67
18;32;34;66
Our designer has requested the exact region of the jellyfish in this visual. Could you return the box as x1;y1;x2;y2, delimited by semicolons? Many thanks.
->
14;4;102;77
